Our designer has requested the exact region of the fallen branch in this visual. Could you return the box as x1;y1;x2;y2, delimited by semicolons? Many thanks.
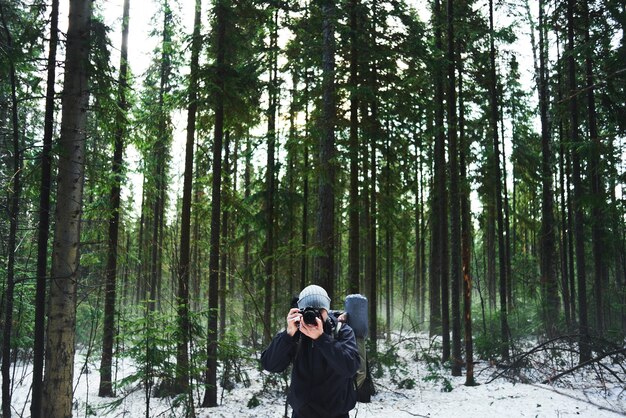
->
541;348;626;384
487;334;578;383
399;409;429;417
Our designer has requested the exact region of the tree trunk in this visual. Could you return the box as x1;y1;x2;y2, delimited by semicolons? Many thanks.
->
31;1;59;414
488;0;509;360
149;1;172;312
555;32;576;327
243;134;254;340
287;79;297;296
99;0;130;398
554;35;573;328
369;109;378;350
220;130;231;337
385;142;392;337
430;0;447;343
42;1;92;416
314;0;337;300
230;135;238;295
446;0;462;376
348;0;360;295
583;0;606;334
364;0;380;350
362;100;373;334
414;139;423;323
0;4;21;414
175;0;201;395
263;7;278;344
486;198;496;309
538;0;559;337
419;149;427;322
300;75;310;290
458;53;475;386
202;0;225;407
566;0;590;363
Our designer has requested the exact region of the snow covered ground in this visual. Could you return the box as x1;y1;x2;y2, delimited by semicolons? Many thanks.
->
7;333;625;417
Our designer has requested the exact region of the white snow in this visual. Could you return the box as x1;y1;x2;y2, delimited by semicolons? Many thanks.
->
6;333;625;417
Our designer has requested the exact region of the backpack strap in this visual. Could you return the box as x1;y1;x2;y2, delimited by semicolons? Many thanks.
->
333;320;342;339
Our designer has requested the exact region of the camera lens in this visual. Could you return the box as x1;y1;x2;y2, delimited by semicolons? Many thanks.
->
302;308;319;325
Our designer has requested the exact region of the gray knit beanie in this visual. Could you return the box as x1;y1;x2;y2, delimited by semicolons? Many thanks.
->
297;285;331;310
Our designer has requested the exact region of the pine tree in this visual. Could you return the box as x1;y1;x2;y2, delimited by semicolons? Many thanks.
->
42;1;92;416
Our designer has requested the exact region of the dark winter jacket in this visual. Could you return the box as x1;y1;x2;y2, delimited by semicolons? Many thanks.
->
261;316;360;418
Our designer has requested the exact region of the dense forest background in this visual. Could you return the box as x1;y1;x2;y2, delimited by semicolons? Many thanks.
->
0;0;625;416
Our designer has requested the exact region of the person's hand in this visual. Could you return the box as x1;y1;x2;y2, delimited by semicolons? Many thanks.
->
299;316;324;340
286;308;302;337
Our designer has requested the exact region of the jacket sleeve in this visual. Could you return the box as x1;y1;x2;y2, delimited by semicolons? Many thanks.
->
261;331;297;373
316;324;361;378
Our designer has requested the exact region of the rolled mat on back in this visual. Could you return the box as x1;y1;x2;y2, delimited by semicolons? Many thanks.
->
344;294;368;338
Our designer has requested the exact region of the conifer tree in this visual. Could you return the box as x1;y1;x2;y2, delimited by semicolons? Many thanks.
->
42;1;92;416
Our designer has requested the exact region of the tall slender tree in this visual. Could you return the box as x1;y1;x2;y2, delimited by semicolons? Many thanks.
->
348;0;361;295
566;0;590;363
99;0;131;397
446;0;463;376
583;0;606;334
458;47;475;386
31;1;59;415
202;0;226;407
488;0;509;360
176;0;202;395
314;0;337;300
42;1;92;416
301;73;311;290
263;6;278;344
1;3;22;414
220;130;231;337
430;0;449;362
538;0;558;337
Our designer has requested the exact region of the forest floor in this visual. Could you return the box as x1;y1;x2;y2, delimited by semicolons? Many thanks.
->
7;332;625;417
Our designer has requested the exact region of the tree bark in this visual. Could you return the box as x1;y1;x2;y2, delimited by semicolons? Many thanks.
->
538;0;559;337
488;0;509;360
566;0;591;363
583;0;606;334
263;7;278;344
458;52;475;386
202;0;226;407
446;0;462;376
220;130;231;337
175;0;201;394
42;1;92;416
314;0;337;300
348;0;360;295
430;0;447;344
300;75;310;290
99;0;130;397
1;3;22;414
31;1;59;414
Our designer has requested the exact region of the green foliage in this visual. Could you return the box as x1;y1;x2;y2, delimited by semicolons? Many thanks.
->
219;331;252;391
117;307;177;396
421;351;453;393
75;302;103;348
371;340;418;391
473;332;503;361
0;281;35;357
397;377;416;389
247;394;261;408
473;302;562;362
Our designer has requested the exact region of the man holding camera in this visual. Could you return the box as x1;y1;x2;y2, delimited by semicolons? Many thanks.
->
261;285;361;418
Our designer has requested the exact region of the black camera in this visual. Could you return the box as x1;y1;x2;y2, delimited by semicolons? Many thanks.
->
298;307;321;325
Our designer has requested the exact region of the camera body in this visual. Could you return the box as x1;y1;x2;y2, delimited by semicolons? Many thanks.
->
298;306;321;325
